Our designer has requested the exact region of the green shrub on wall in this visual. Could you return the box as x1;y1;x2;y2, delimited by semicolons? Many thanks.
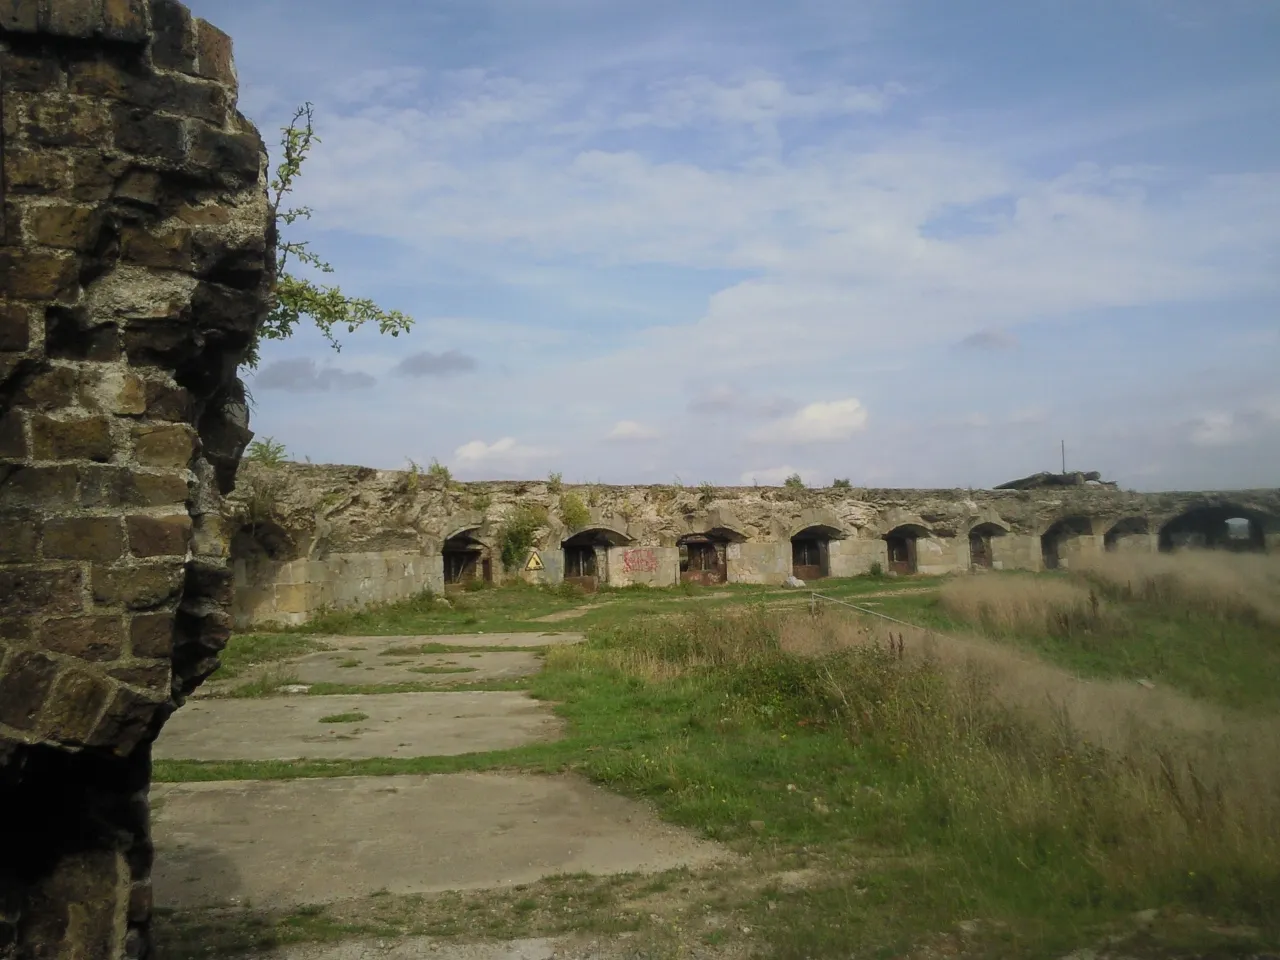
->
560;492;590;531
499;504;548;571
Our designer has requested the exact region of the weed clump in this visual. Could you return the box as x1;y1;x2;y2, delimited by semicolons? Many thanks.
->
499;505;547;572
559;492;590;531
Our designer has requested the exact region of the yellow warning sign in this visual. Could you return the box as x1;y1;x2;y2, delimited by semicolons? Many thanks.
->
525;550;544;572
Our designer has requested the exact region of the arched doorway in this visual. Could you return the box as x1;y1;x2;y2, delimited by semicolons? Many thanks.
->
562;528;631;591
791;525;840;580
968;522;1006;570
443;529;491;587
1104;517;1149;552
1158;506;1268;553
678;528;744;585
883;524;928;576
1041;516;1092;570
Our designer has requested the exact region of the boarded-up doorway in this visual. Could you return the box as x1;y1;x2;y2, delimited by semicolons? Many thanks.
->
679;535;728;585
884;525;927;576
791;525;839;580
561;528;631;592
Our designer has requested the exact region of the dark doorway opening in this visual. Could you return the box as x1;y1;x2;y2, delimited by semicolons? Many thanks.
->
679;535;728;585
561;528;630;592
1159;507;1268;553
1041;516;1092;570
791;525;839;580
443;530;489;587
1104;517;1148;552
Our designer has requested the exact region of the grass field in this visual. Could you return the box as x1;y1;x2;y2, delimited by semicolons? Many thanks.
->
166;554;1280;959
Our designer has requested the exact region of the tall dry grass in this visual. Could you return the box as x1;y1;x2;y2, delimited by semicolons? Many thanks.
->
938;574;1119;638
564;603;1280;921
1075;549;1280;626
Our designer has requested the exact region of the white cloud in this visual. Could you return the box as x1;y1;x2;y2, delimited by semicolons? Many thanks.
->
750;399;869;443
738;465;819;486
452;437;553;471
606;420;661;441
1188;412;1249;447
1007;407;1049;425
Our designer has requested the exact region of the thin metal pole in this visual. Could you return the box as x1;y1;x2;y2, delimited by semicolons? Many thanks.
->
1061;440;1066;474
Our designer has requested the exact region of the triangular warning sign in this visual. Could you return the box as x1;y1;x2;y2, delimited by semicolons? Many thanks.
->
524;550;544;571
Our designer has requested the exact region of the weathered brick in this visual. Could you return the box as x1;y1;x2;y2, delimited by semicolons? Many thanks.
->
108;660;171;690
128;880;153;925
44;516;125;561
0;650;59;731
132;423;193;468
18;366;81;409
184;560;234;606
0;565;84;616
0;465;79;507
80;465;189;507
0;513;39;562
129;612;174;658
144;380;192;420
111;104;185;163
89;684;160;755
102;0;149;43
120;225;192;270
0;617;34;641
149;0;196;72
187;123;261;185
4;147;71;193
194;19;235;85
26;204;104;251
31;415;114;462
0;250;79;300
43;0;104;38
23;95;111;148
127;513;191;557
0;48;65;93
113;168;162;208
70;151;129;202
0;0;38;32
91;562;184;610
40;616;125;662
175;202;231;226
0;412;26;459
69;58;228;124
0;302;32;351
42;669;114;744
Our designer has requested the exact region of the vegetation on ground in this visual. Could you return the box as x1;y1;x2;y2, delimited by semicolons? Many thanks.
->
176;552;1280;958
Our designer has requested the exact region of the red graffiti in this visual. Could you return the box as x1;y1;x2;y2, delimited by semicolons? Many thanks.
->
621;548;658;573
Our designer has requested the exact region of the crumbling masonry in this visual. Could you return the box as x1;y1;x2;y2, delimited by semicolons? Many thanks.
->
0;3;273;957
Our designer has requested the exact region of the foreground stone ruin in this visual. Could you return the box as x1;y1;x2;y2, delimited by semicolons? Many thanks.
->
0;3;272;956
230;462;1280;626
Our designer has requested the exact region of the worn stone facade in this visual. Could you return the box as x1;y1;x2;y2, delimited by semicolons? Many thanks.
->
230;463;1280;625
0;3;273;957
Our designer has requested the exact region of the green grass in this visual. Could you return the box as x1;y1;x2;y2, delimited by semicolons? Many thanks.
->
178;571;1280;958
318;711;368;724
407;665;476;675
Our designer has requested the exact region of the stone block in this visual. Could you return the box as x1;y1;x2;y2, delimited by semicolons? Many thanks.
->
80;465;189;508
70;150;128;201
120;225;192;270
0;411;27;459
0;565;84;616
127;513;192;557
1;465;79;507
0;513;39;562
0;0;39;32
27;203;104;251
45;0;106;38
31;415;114;462
113;168;163;208
1;616;34;641
144;380;192;420
0;48;64;93
91;562;184;610
18;849;124;959
40;615;125;661
4;147;70;193
90;684;162;755
18;367;81;410
194;19;235;85
111;105;185;164
0;250;79;300
102;0;149;43
0;302;33;352
108;660;171;691
23;95;111;147
41;669;114;743
131;423;194;468
129;612;174;658
184;560;233;605
148;0;196;72
43;516;126;561
0;649;59;731
187;123;262;186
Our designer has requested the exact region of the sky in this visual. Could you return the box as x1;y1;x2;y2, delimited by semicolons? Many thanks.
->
190;0;1280;491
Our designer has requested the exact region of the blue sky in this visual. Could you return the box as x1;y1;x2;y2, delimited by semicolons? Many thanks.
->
190;0;1280;490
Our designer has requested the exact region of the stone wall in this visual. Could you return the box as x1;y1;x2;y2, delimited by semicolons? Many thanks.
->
228;463;1280;625
0;3;273;957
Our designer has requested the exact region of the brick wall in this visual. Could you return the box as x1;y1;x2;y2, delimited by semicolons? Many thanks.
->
0;1;273;956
